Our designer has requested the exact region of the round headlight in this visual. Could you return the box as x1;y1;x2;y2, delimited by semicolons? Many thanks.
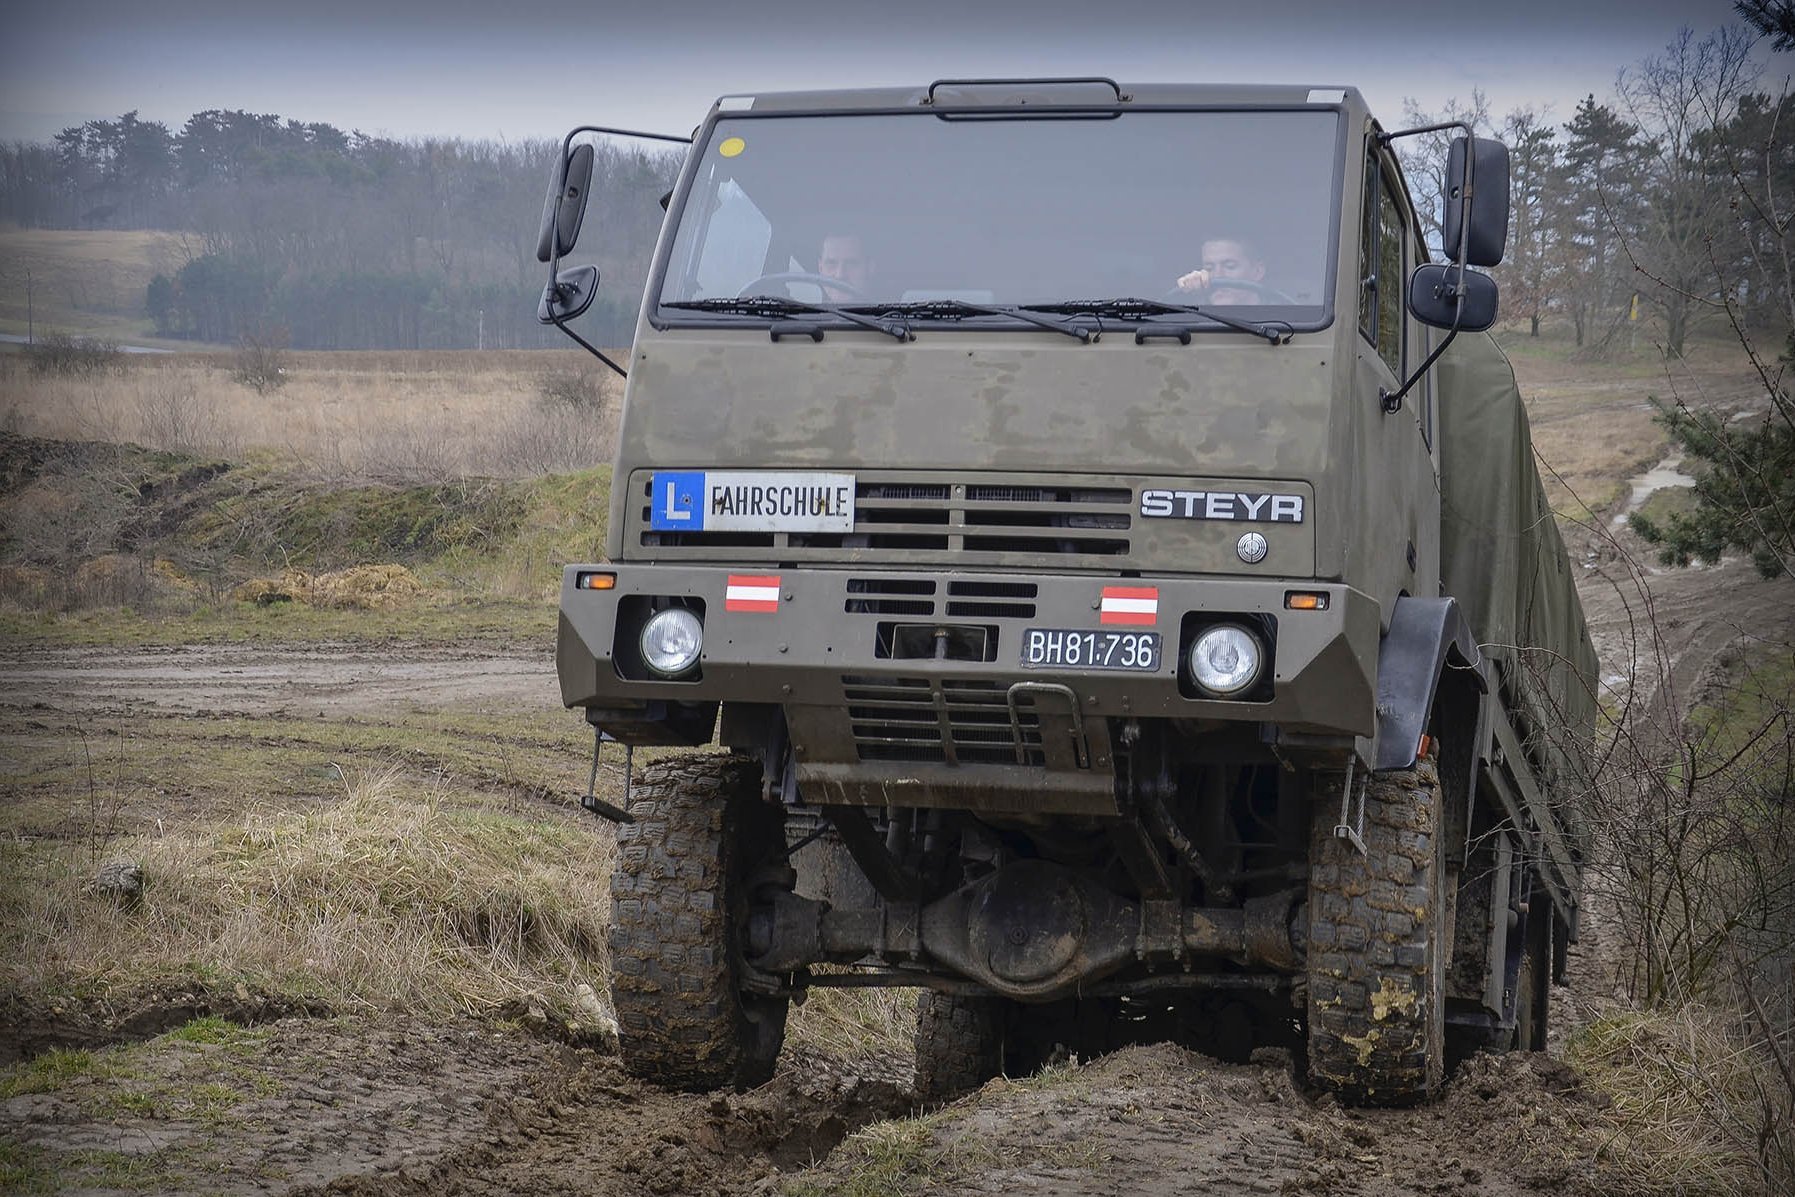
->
1187;624;1262;696
640;608;703;676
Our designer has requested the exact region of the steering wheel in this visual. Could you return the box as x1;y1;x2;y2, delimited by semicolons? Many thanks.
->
1164;277;1296;305
738;271;865;301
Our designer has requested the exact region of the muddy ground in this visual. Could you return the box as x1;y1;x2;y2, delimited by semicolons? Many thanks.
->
6;524;1788;1196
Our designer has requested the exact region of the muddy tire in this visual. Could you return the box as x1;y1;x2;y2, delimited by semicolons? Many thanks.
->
1513;896;1551;1052
1306;757;1448;1105
914;992;1005;1100
608;752;789;1092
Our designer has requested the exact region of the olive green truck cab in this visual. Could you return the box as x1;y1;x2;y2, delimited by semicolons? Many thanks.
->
537;79;1596;1105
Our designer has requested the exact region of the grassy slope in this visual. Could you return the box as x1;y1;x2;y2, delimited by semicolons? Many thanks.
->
0;227;204;347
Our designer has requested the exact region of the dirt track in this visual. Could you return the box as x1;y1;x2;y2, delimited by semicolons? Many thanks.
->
0;641;555;719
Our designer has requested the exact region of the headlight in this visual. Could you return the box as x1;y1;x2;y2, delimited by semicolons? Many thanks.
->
1186;624;1262;696
639;608;703;676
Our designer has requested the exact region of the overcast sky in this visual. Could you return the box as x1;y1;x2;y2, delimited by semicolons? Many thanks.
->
0;0;1755;146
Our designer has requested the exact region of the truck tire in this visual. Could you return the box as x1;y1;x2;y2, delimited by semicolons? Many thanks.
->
608;752;789;1092
1513;894;1551;1052
1306;757;1448;1105
914;992;1005;1100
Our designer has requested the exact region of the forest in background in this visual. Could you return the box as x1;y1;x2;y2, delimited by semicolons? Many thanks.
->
0;23;1789;359
0;117;680;350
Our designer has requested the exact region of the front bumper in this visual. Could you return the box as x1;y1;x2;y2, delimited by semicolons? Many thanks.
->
559;564;1379;811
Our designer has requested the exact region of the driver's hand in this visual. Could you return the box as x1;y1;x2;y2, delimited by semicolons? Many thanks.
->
1176;268;1212;292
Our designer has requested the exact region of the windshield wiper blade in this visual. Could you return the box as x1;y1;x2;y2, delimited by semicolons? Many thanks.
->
664;296;911;342
862;299;1094;342
1024;298;1289;345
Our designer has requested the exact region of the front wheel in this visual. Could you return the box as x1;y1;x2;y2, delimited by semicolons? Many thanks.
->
608;753;789;1091
1306;756;1448;1105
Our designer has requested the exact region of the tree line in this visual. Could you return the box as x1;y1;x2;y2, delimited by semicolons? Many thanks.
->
1399;23;1793;361
0;110;680;349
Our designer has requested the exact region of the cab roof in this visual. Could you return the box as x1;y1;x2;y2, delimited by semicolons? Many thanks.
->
711;81;1369;119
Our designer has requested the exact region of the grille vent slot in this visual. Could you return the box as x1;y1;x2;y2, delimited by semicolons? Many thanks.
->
841;674;1043;766
946;580;1038;618
845;577;936;616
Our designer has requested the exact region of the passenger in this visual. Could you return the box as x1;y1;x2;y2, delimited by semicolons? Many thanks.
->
1175;237;1269;305
816;232;874;301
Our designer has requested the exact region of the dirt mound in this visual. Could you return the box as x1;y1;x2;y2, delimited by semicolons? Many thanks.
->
783;1042;1614;1197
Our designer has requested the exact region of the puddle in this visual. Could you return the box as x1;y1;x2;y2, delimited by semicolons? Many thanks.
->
1613;454;1695;526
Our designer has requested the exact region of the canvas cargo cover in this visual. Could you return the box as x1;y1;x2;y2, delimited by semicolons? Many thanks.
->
1436;331;1597;799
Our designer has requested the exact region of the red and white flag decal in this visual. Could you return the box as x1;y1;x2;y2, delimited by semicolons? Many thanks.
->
1099;585;1159;626
725;574;781;613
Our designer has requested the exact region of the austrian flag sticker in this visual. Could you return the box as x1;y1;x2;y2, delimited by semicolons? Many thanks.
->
725;574;781;613
1099;585;1159;626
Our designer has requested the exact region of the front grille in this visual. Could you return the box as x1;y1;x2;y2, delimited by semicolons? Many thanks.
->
845;577;936;615
946;580;1037;618
842;674;1044;766
639;474;1133;565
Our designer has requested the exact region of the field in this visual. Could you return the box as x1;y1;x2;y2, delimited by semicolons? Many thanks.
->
0;229;197;347
1;329;1792;1194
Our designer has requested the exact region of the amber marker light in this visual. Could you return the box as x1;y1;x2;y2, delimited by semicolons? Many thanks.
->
577;572;617;590
1284;592;1328;610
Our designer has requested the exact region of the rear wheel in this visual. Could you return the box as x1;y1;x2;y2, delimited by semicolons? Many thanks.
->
1306;757;1448;1105
913;993;1093;1100
1513;895;1551;1052
608;753;790;1091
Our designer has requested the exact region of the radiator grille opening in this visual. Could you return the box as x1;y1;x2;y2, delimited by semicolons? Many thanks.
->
845;577;936;616
946;579;1038;618
840;675;1044;765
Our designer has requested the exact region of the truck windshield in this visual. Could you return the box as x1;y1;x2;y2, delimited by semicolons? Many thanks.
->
658;110;1339;323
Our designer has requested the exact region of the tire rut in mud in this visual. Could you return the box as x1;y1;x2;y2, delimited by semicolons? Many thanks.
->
299;1045;911;1197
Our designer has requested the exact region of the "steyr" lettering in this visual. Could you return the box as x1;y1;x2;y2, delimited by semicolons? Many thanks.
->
1139;490;1304;523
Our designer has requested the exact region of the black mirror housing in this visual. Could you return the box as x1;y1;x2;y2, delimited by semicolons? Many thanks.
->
1441;136;1509;268
535;143;596;263
1409;264;1498;332
538;265;600;324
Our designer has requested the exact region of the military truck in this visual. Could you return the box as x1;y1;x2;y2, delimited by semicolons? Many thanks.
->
535;79;1597;1106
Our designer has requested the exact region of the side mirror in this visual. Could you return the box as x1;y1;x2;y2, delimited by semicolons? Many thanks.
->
1409;264;1498;332
535;143;595;263
538;265;600;324
1441;136;1509;268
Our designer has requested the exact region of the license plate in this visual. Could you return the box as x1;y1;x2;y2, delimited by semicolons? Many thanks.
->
1021;628;1162;671
649;470;855;532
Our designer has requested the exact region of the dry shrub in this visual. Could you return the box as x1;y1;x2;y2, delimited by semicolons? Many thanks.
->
232;329;290;395
492;400;616;477
133;372;225;455
23;334;128;379
229;564;427;610
0;766;613;1022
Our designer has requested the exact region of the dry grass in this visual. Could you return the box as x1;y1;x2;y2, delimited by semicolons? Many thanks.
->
784;986;917;1063
0;763;614;1025
0;349;622;480
1567;1006;1793;1196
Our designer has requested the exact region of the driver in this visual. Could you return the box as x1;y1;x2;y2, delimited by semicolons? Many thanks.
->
1175;237;1268;305
816;232;874;301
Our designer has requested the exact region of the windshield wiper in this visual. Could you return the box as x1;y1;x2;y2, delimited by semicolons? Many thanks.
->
1023;298;1290;345
664;296;911;342
856;299;1095;342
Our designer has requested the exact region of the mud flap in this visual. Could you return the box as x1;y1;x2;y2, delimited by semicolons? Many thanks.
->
1374;596;1488;775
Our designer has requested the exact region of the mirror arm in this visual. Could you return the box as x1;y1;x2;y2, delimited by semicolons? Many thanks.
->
548;308;628;379
1377;119;1480;414
542;126;689;379
1381;266;1466;415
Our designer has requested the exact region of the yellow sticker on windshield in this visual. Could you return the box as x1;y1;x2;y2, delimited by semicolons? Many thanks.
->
719;137;746;158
